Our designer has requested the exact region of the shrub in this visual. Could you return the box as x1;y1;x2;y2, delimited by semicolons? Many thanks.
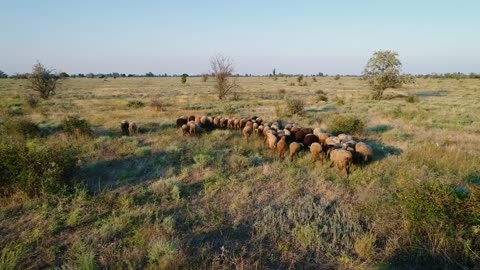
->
285;99;305;115
254;195;362;266
148;238;181;269
328;114;365;135
297;75;304;83
23;93;39;108
27;61;60;99
278;88;286;96
202;74;209;82
150;177;181;202
150;97;164;111
0;137;78;197
398;181;480;267
2;118;41;138
405;96;419;103
62;116;93;136
334;74;341;80
0;243;24;270
336;96;345;106
126;100;145;108
363;50;403;100
312;76;317;82
181;74;188;84
289;82;295;86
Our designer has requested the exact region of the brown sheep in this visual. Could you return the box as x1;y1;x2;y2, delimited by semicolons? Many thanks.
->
328;149;353;175
276;136;288;158
213;116;221;128
289;142;303;162
188;115;196;122
310;142;324;163
234;119;241;129
221;118;229;129
265;132;277;152
255;118;263;125
242;126;253;140
355;142;373;165
227;119;235;129
128;122;138;136
120;120;129;136
181;124;189;135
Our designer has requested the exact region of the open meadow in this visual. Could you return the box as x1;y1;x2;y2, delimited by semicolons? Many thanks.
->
1;76;480;269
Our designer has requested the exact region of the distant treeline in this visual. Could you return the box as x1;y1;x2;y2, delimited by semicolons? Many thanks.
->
1;70;480;79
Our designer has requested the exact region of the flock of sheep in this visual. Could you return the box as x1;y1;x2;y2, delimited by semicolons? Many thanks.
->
175;115;373;175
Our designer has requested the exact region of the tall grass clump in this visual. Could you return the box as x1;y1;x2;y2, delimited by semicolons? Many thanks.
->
254;195;363;267
62;116;93;136
285;99;305;115
328;114;365;135
0;243;24;270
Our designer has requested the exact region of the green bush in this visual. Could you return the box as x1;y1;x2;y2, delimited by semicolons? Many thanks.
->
2;118;41;138
328;114;365;135
285;99;305;115
398;181;480;266
127;100;146;108
62;116;93;136
0;137;78;197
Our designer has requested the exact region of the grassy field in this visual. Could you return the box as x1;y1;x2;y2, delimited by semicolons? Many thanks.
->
1;76;480;269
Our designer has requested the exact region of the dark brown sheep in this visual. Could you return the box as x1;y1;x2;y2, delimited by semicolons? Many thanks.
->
294;130;307;143
128;122;138;136
120;120;129;136
303;134;319;147
188;115;196;122
176;116;188;128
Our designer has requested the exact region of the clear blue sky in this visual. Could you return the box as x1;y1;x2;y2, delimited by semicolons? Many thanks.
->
1;0;479;75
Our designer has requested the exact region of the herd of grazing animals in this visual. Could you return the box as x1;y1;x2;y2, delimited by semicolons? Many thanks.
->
122;115;374;176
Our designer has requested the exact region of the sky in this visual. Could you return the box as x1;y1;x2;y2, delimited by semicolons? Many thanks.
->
1;0;479;75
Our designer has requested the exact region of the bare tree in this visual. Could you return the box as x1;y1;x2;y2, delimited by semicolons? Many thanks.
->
27;61;60;99
210;54;237;99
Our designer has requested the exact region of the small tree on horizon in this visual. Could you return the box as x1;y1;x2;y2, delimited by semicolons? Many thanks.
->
363;50;403;100
0;70;8;78
181;73;188;84
210;54;237;100
27;62;60;99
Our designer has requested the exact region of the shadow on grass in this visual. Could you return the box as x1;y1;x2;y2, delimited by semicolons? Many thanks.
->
366;124;393;135
386;248;467;270
464;171;480;185
364;138;403;162
77;146;192;193
415;90;449;97
305;105;336;113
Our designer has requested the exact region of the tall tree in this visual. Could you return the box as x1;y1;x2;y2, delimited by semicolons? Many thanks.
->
363;50;403;100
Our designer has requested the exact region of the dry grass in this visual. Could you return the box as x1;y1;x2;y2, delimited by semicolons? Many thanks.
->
0;77;479;269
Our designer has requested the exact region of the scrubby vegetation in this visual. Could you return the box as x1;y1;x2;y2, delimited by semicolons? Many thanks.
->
0;76;479;269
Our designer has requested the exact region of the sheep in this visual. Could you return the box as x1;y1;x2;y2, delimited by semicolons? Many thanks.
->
265;132;277;152
355;142;373;165
128;122;138;136
255;118;263;125
188;115;196;122
181;124;189;135
324;136;339;147
242;126;253;140
176;116;188;128
233;118;240;129
227;119;235;129
120;120;129;136
213;117;221;128
289;142;303;162
303;134;319;147
221;118;229;129
338;134;353;143
328;148;353;175
294;130;307;143
310;142;324;163
276;136;288;158
200;115;212;130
